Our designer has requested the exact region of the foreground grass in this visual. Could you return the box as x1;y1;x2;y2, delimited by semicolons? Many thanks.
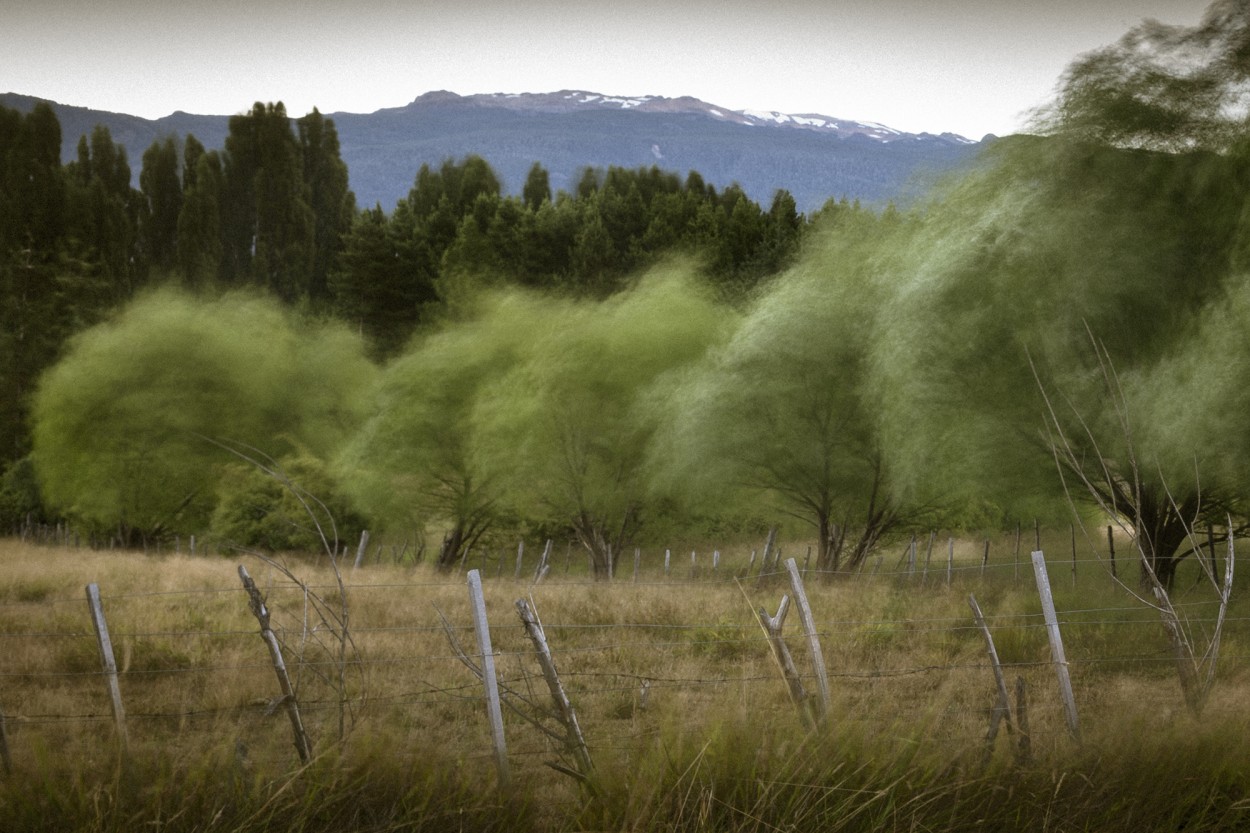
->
1;536;1248;831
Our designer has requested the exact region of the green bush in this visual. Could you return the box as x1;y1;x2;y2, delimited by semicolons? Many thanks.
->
210;453;369;554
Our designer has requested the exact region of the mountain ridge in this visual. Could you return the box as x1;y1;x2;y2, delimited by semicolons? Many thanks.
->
1;89;989;212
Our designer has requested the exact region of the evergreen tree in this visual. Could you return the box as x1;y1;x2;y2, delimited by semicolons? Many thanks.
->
139;136;183;274
298;108;355;301
222;102;316;300
522;161;551;210
176;144;224;287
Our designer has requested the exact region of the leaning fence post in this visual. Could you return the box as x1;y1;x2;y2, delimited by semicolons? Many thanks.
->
755;594;813;729
1030;550;1080;741
515;598;593;782
85;583;128;755
784;558;830;722
467;570;510;790
969;594;1015;764
237;565;313;765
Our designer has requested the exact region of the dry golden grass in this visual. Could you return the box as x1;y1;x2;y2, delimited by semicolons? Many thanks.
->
2;534;1249;830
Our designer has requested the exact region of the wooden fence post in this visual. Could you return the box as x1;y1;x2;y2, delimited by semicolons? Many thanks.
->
352;529;371;570
237;566;313;765
515;598;593;781
1070;524;1077;587
514;541;524;580
1030;551;1080;741
85;583;128;754
664;549;671;577
467;570;509;789
946;538;954;587
1108;525;1117;579
969;594;1015;764
1014;676;1033;765
755;594;813;729
785;558;830;722
0;703;12;775
533;539;552;584
633;548;641;583
981;540;990;578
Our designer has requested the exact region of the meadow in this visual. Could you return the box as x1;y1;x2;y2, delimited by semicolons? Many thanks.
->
2;529;1249;832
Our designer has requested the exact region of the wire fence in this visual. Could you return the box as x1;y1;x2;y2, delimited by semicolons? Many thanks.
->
0;537;1241;781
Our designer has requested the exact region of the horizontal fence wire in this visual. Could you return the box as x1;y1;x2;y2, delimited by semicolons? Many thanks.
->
2;543;1243;780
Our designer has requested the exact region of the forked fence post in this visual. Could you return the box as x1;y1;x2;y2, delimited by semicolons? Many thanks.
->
754;594;813;729
785;558;830;723
515;598;593;782
237;565;313;765
85;583;128;755
467;570;510;790
1030;550;1080;741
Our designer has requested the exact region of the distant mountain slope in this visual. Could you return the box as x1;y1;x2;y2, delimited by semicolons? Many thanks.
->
1;90;988;212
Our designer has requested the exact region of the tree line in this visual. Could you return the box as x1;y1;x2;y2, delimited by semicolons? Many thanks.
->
0;98;819;496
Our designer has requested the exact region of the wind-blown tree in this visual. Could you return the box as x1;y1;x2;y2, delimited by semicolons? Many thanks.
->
470;265;734;577
31;290;376;544
336;292;540;567
651;210;908;571
870;0;1250;588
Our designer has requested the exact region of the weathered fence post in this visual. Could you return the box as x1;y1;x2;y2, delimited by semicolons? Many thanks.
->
1030;550;1080;741
946;537;954;587
969;594;1015;764
0;703;12;775
1014;676;1033;765
1070;524;1077;587
467;570;509;789
353;529;371;571
1108;525;1117;579
533;539;552;584
633;548;641;583
755;594;813;729
515;598;593;782
785;558;830;722
981;539;990;578
514;541;524;580
237;565;313;765
664;549;671;577
85;583;128;754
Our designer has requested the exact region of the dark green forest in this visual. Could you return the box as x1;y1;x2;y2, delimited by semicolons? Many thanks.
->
9;2;1250;588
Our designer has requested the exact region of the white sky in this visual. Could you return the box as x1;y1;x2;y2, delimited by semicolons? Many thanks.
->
3;0;1215;139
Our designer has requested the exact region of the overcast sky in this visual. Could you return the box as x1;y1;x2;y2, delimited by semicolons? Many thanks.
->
4;0;1215;139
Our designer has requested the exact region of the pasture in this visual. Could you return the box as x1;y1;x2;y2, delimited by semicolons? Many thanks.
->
1;531;1249;832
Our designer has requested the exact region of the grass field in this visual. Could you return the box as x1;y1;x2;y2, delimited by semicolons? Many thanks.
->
2;532;1249;832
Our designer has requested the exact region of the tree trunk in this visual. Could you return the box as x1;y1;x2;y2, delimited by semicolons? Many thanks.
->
436;523;466;570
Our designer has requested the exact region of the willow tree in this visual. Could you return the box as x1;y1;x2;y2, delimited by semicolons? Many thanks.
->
871;0;1250;589
471;265;734;577
31;290;376;544
651;209;909;571
335;292;539;568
